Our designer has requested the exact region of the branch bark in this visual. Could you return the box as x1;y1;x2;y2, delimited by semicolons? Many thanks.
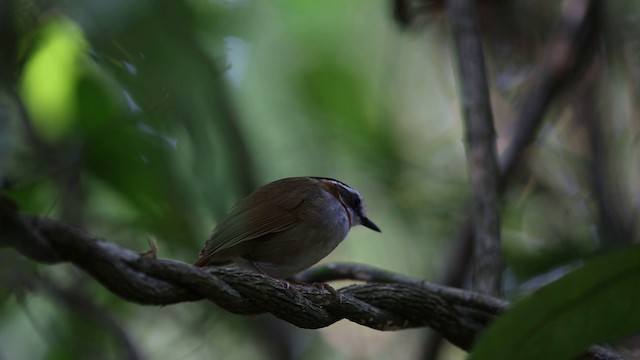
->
297;263;625;360
424;0;601;357
0;199;494;350
439;0;601;294
447;0;502;296
0;198;624;359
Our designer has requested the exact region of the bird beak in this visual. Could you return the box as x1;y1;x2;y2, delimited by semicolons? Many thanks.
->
361;217;381;232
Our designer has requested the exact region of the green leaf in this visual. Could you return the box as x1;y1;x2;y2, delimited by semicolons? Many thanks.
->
471;244;640;360
20;18;88;142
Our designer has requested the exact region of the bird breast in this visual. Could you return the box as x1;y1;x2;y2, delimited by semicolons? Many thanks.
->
240;188;351;278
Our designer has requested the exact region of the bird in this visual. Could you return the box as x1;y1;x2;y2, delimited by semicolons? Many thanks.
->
194;176;380;279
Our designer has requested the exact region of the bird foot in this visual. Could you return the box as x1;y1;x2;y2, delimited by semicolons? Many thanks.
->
312;282;338;297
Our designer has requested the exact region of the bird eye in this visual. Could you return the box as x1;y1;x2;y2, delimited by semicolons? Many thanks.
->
336;184;362;210
349;195;362;211
353;197;361;207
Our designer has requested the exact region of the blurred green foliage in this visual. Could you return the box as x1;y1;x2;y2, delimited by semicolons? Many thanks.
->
473;244;640;360
0;0;639;359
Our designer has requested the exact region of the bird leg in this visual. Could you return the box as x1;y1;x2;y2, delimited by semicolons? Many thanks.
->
247;258;269;276
244;257;337;300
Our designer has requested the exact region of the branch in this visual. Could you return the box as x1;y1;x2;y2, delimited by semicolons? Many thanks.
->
426;0;601;355
581;57;636;246
499;0;600;184
447;0;502;295
436;0;601;298
0;198;624;359
296;262;508;315
297;263;625;360
0;198;494;350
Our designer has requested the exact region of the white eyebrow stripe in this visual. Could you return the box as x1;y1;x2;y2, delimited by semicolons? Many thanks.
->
326;180;362;204
313;177;362;201
326;180;356;194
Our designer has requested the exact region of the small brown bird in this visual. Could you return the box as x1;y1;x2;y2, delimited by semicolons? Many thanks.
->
194;177;380;278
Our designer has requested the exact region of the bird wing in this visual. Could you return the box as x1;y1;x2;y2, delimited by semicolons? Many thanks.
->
198;179;312;262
